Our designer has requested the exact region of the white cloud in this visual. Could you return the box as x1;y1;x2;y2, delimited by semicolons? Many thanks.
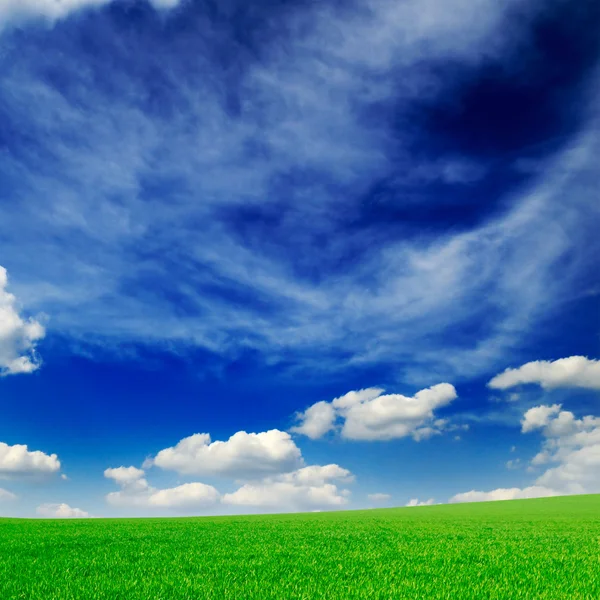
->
331;388;385;410
0;487;17;501
149;430;303;478
368;493;391;502
104;465;220;510
292;383;458;441
36;503;90;518
146;483;220;509
0;0;181;26
521;404;562;433
531;450;551;466
222;464;353;512
0;441;60;477
0;266;44;376
505;459;521;470
275;464;354;486
340;384;458;441
289;401;336;440
449;486;558;504
536;445;600;494
521;405;600;495
488;356;600;391
452;403;600;503
104;466;146;486
406;498;436;506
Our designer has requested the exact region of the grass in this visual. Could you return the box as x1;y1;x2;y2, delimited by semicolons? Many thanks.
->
1;494;599;599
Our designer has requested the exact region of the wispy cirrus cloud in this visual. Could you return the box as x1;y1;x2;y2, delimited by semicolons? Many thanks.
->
367;493;391;503
0;488;17;501
0;0;597;385
0;0;182;28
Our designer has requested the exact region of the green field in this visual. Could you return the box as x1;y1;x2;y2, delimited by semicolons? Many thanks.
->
1;495;599;599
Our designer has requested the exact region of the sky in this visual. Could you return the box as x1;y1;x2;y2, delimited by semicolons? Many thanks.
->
0;0;598;519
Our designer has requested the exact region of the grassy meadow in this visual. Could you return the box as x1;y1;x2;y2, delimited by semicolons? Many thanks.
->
1;494;599;599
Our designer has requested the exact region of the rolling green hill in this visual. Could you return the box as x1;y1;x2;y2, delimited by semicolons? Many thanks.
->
1;494;599;599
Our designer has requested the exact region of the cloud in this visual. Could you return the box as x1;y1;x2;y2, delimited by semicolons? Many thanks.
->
0;0;596;386
145;483;220;509
0;0;182;27
0;441;60;477
104;466;220;509
222;464;353;511
105;462;350;512
521;405;600;495
36;503;90;518
406;498;436;506
488;356;600;391
449;486;558;504
536;444;600;494
521;404;562;433
0;487;17;501
0;266;45;376
104;466;146;486
368;493;391;502
292;383;458;441
452;402;600;502
289;401;337;440
149;430;303;478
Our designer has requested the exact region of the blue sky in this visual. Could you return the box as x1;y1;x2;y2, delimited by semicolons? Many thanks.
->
0;0;598;518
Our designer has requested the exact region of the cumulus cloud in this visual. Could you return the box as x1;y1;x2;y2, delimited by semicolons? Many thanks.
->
449;486;558;503
406;498;436;506
222;464;353;512
488;356;600;391
0;0;181;26
104;466;146;486
0;441;60;478
368;493;391;502
521;404;600;495
104;466;220;509
521;404;562;433
148;430;303;478
146;483;220;509
0;266;45;376
289;401;337;440
0;487;17;501
451;403;600;503
292;383;458;441
36;503;90;518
